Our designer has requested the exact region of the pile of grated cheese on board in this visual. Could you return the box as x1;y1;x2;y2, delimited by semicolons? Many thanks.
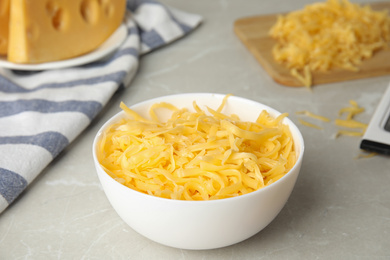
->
269;0;390;88
96;95;297;201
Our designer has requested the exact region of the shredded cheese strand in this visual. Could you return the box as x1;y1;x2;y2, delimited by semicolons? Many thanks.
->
335;129;364;138
296;110;330;122
334;118;367;130
298;118;323;130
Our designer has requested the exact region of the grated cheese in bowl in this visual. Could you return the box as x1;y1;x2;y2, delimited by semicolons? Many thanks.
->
269;0;390;87
96;94;298;201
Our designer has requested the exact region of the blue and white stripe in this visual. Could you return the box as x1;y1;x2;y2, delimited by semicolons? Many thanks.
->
0;0;202;213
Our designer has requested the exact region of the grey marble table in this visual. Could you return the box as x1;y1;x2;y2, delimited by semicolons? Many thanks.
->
1;0;389;259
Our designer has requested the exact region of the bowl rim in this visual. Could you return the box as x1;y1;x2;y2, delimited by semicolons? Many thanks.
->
92;93;305;205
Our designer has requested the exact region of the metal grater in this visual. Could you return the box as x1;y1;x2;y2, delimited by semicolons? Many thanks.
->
360;83;390;155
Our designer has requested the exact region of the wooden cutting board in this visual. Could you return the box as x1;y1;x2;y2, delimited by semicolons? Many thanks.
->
234;2;390;87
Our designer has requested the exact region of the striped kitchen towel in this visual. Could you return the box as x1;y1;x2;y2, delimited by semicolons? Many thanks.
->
0;0;202;214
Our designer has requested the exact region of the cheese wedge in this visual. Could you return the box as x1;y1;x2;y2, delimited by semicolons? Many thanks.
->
8;0;126;64
0;0;10;55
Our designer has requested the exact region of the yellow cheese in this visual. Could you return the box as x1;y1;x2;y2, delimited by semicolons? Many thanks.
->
335;99;367;135
269;0;390;87
356;152;377;159
335;129;364;138
298;118;322;130
97;97;297;201
296;110;330;122
8;0;126;64
0;0;10;55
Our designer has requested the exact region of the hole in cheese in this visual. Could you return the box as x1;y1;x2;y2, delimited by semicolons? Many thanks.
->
97;0;113;17
52;8;65;31
45;1;57;17
104;4;114;17
80;0;99;25
46;1;65;31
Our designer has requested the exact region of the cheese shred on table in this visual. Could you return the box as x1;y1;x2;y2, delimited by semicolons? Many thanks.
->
269;0;390;87
296;110;330;122
335;99;367;137
97;97;297;201
298;118;323;130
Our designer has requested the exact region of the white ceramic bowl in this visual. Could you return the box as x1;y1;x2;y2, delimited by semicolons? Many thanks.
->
92;93;304;250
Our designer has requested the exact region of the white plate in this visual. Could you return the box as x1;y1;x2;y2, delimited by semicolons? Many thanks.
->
0;23;127;71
